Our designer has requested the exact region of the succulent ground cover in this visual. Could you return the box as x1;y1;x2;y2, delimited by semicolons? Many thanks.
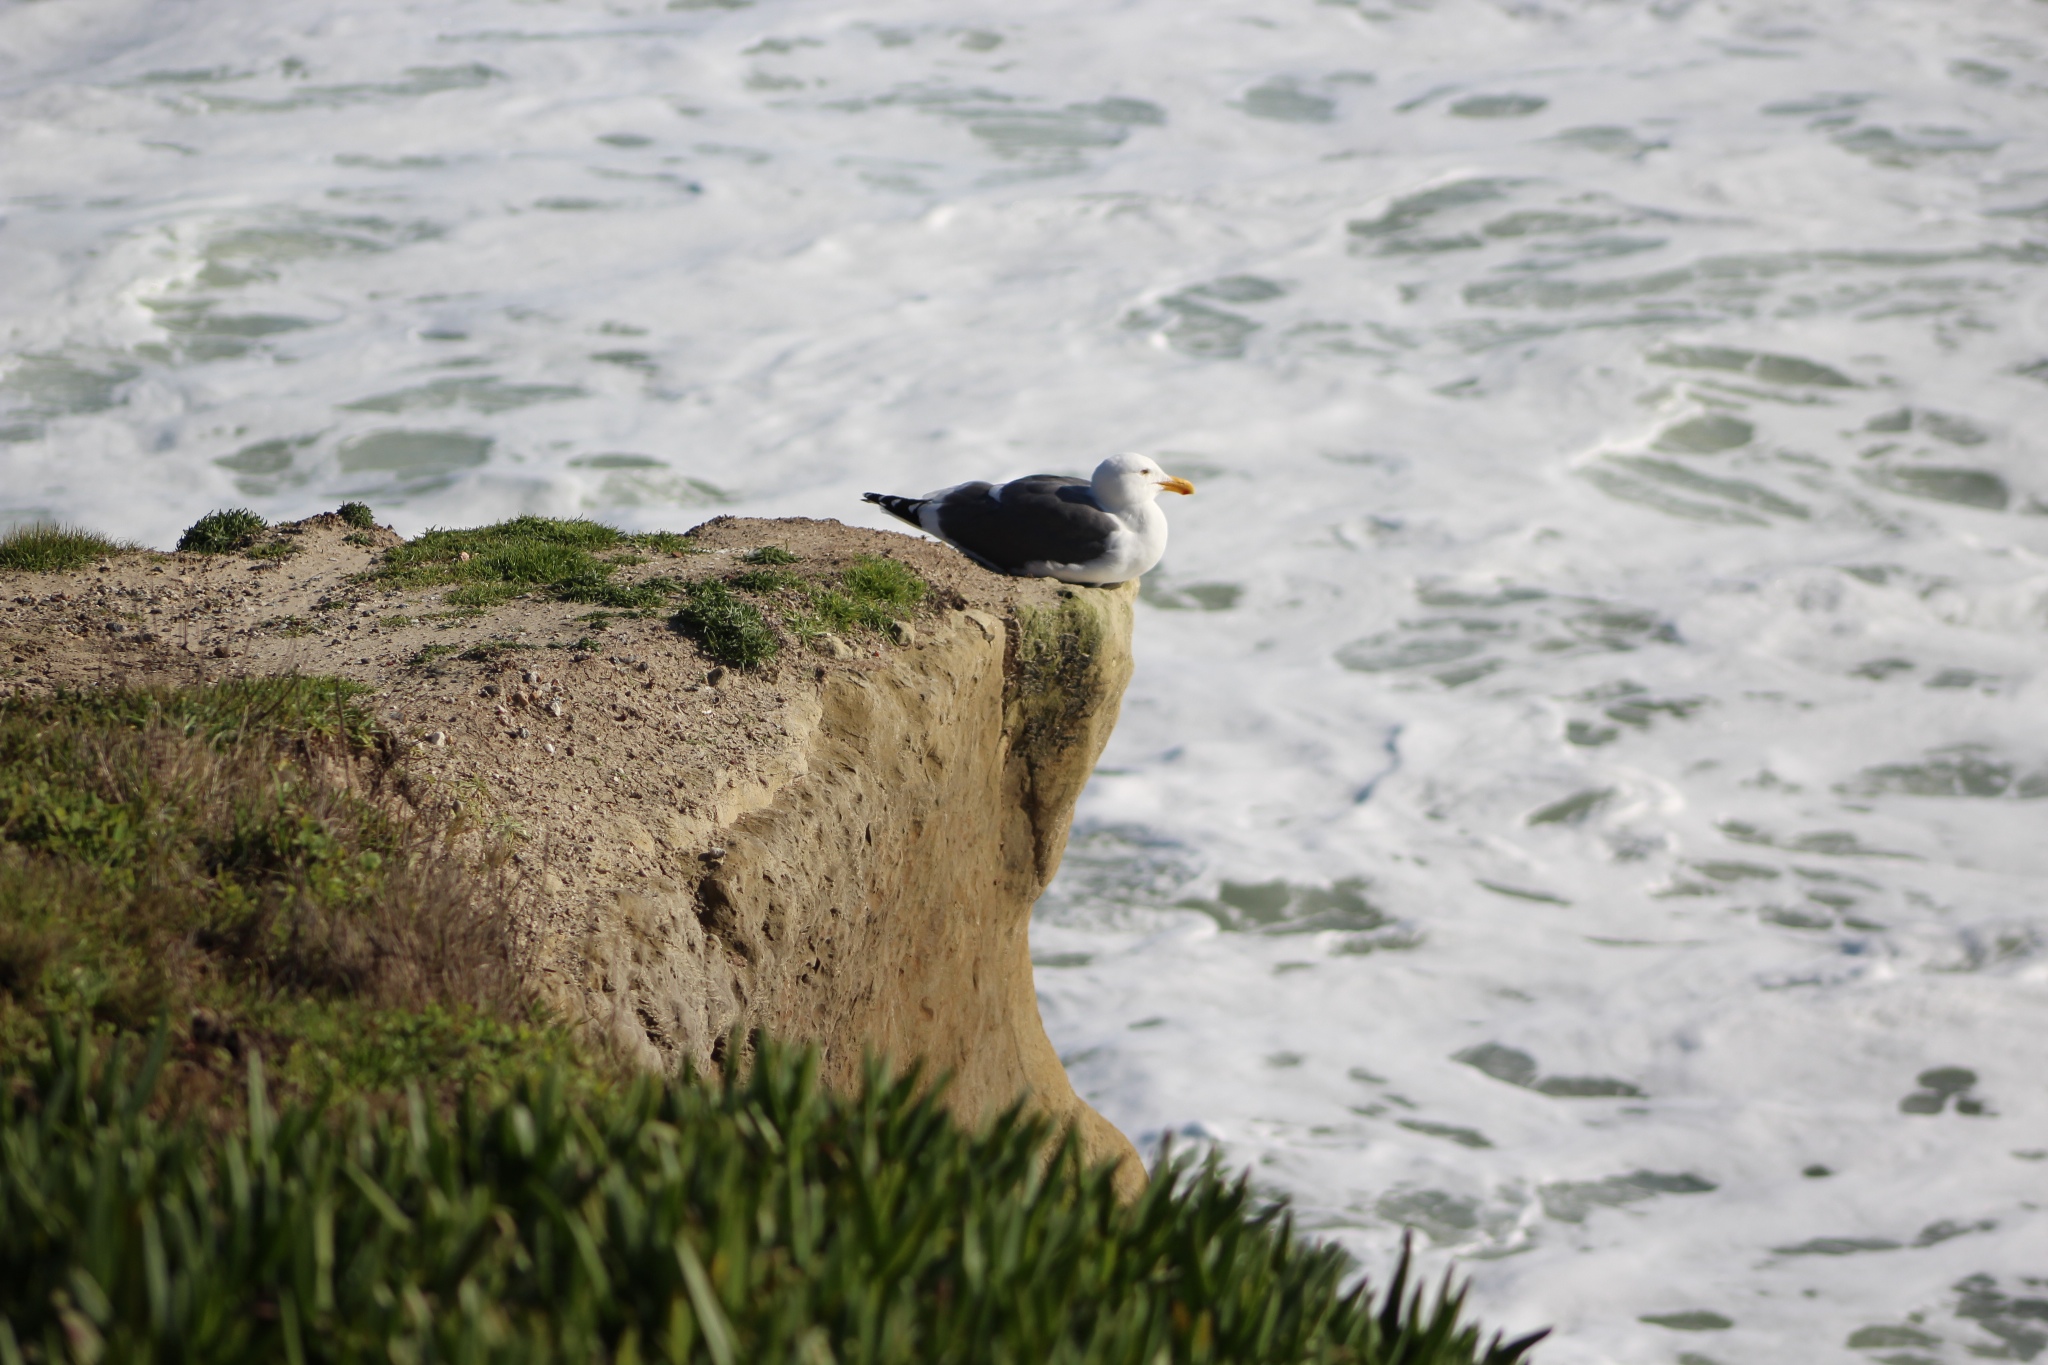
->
0;1026;1543;1365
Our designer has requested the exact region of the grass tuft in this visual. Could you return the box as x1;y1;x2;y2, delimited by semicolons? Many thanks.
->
844;554;926;609
629;530;700;556
337;501;377;529
375;517;618;609
410;644;458;668
0;523;128;573
369;515;691;614
787;555;929;641
177;508;268;554
730;567;804;594
673;581;778;668
742;545;800;565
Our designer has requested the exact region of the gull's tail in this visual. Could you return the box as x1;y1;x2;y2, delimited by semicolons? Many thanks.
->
862;492;927;530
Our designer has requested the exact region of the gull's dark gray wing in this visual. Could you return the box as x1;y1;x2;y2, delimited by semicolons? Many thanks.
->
932;475;1117;573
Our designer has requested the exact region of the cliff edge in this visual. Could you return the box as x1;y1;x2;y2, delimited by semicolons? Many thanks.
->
0;513;1144;1193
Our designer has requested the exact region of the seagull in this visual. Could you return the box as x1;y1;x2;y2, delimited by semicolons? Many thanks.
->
862;453;1195;585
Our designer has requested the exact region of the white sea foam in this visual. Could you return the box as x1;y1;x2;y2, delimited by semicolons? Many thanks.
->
6;0;2047;1357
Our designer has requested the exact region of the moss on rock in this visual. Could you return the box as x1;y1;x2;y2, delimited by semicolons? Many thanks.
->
1009;589;1111;765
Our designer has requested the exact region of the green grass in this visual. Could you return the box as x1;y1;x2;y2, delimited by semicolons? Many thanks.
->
410;644;458;668
373;516;627;606
359;523;922;665
0;676;551;1105
730;567;804;594
367;516;696;612
9;675;380;750
0;1030;1543;1365
337;501;376;529
245;538;300;562
177;509;267;555
843;556;925;610
708;555;929;659
634;531;701;556
672;581;778;669
0;523;130;573
784;556;927;641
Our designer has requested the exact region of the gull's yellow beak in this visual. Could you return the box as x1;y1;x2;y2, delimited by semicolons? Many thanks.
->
1159;476;1196;496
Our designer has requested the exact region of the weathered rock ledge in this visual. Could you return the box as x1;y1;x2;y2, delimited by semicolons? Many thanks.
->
0;514;1143;1193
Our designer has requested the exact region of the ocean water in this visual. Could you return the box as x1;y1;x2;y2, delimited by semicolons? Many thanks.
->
5;0;2047;1356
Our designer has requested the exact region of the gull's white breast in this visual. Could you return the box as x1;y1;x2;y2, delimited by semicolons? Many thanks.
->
1027;500;1168;584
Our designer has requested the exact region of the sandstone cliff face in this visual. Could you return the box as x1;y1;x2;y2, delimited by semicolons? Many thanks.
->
0;514;1144;1193
592;576;1139;1193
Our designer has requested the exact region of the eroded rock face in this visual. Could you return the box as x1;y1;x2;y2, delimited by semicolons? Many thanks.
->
0;513;1145;1193
580;534;1142;1194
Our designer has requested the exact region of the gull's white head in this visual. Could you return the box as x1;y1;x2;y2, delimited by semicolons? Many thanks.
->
1091;452;1197;511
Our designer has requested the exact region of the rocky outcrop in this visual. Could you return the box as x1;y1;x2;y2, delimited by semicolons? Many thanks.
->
0;514;1145;1194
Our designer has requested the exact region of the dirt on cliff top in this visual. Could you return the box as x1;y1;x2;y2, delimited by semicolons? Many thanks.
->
0;510;1066;693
